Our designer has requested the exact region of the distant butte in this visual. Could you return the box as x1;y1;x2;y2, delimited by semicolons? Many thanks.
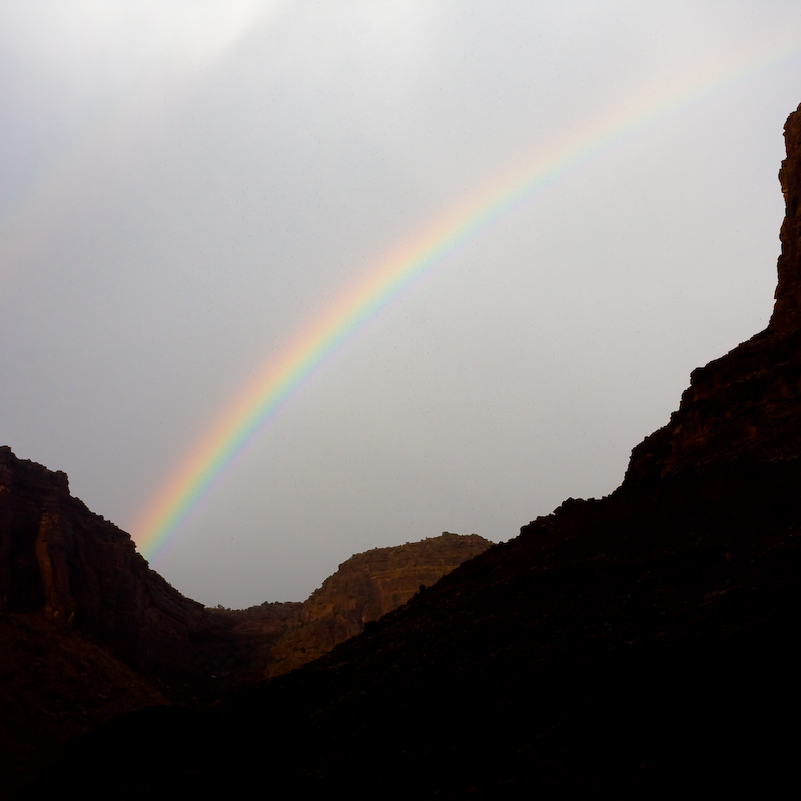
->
187;532;491;687
261;532;491;677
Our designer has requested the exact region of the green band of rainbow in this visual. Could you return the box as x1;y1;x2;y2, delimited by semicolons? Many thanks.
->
128;37;799;560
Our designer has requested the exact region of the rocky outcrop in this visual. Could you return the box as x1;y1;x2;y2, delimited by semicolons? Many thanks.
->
626;103;801;483
0;446;203;694
264;532;491;676
187;533;491;685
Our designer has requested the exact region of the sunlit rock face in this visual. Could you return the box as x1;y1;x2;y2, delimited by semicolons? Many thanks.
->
625;102;801;483
191;532;492;685
264;532;491;676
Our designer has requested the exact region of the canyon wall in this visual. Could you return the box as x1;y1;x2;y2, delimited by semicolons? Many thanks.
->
0;446;203;691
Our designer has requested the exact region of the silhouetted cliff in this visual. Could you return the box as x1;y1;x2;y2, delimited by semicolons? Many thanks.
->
0;446;490;796
0;448;203;797
0;446;203;689
626;103;801;482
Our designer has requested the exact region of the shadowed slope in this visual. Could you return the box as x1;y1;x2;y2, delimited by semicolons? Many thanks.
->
0;447;204;691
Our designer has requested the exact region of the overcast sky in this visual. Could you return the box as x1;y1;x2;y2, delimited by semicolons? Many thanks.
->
2;1;800;607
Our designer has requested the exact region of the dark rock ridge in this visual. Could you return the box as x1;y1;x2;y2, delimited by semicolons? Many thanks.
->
0;446;203;692
626;104;801;482
14;104;801;798
0;449;202;798
772;103;801;334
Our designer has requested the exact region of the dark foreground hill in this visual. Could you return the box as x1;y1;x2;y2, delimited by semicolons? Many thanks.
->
14;102;801;798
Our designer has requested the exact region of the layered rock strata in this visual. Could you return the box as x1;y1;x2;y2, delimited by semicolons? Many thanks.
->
189;533;491;684
626;103;801;482
264;532;491;676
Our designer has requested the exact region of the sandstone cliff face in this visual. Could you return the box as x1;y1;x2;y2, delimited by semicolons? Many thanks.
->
626;102;801;483
264;532;491;676
0;446;203;692
187;533;491;684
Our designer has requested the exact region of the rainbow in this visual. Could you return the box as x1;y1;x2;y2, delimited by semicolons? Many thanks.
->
125;37;798;560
